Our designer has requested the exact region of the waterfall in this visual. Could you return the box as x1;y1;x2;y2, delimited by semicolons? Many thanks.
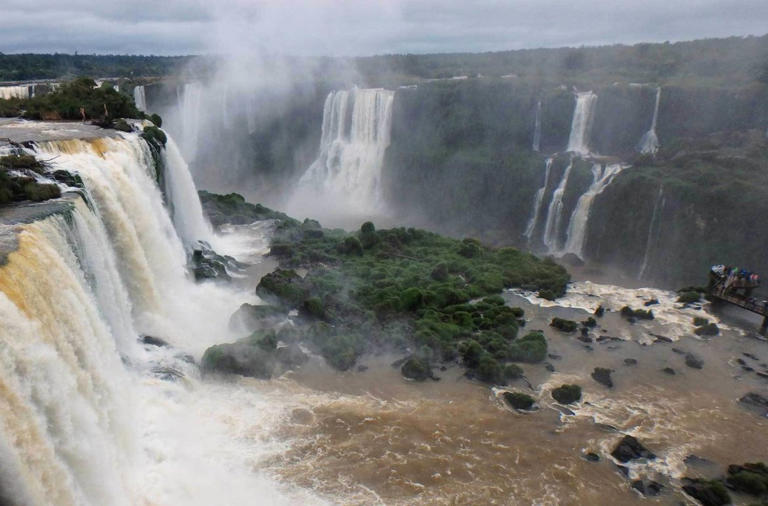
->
563;163;626;258
542;160;573;252
162;136;213;245
133;85;147;112
0;131;307;504
0;85;30;100
637;87;662;155
532;100;542;152
294;87;395;215
180;82;203;162
566;92;597;155
638;186;665;280
524;157;553;240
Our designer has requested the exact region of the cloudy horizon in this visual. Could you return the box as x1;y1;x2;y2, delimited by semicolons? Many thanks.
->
1;0;767;56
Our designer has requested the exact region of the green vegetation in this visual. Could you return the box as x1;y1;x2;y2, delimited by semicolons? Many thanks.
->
1;78;142;122
0;54;189;81
202;203;568;382
727;462;768;497
502;391;535;410
678;290;702;304
551;384;582;404
0;154;61;205
694;323;720;336
550;317;578;332
682;479;731;506
198;191;298;228
620;306;655;320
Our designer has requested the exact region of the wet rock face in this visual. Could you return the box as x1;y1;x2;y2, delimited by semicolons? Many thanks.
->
591;367;613;388
611;435;656;463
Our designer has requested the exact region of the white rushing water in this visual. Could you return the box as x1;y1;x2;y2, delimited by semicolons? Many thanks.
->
162;136;213;246
0;85;30;100
566;91;597;155
0;132;313;505
638;186;666;280
291;87;395;218
542;160;573;252
562;162;626;258
133;85;147;112
523;157;553;241
532;100;542;152
179;82;203;162
637;87;662;155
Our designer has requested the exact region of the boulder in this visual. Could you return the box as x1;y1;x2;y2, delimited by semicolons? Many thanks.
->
201;342;275;379
685;353;704;369
624;358;638;366
694;323;720;336
139;335;168;347
229;303;285;331
611;435;656;463
681;478;731;506
739;392;768;416
662;367;676;375
591;367;614;388
550;317;578;332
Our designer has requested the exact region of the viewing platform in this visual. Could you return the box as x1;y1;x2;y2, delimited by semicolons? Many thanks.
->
708;265;768;333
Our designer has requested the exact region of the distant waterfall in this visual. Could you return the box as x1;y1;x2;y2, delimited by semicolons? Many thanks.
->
638;186;665;280
563;163;626;258
162;136;213;245
532;100;542;152
133;85;147;112
566;92;597;155
295;87;395;215
542;160;573;252
0;85;30;100
180;82;203;162
637;87;662;155
524;157;553;240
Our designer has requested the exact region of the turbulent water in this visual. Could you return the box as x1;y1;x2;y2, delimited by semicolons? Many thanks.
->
563;163;626;258
566;92;597;155
290;87;395;221
0;131;315;505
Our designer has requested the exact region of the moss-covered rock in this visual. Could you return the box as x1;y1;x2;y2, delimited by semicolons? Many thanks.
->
620;306;654;320
678;290;702;304
551;317;578;332
551;384;582;404
681;478;731;506
401;356;435;381
611;435;656;463
694;323;719;336
201;342;275;379
503;391;535;410
726;462;768;496
591;367;614;388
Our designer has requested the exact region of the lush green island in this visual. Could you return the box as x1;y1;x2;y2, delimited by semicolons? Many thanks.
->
199;191;569;384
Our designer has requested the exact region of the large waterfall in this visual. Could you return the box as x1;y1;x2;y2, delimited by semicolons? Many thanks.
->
523;157;553;240
179;82;203;162
637;87;662;155
541;160;573;252
562;163;625;258
292;88;395;218
566;92;597;155
0;131;304;505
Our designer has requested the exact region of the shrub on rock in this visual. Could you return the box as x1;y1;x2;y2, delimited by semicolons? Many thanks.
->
551;384;582;404
503;392;535;410
551;317;578;332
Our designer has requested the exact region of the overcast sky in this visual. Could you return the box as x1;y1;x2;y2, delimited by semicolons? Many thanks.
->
1;0;767;56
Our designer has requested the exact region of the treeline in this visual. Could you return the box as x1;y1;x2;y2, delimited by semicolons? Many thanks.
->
0;54;191;82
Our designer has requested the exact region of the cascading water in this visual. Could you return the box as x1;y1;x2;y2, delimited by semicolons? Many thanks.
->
566;92;597;155
562;163;625;258
638;186;666;280
0;85;30;100
133;85;147;112
523;157;553;241
532;100;542;152
292;87;395;218
637;87;662;155
542;160;573;252
162;136;213;246
180;82;203;162
0;131;313;504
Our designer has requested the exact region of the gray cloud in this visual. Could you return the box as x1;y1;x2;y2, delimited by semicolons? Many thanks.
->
0;0;766;55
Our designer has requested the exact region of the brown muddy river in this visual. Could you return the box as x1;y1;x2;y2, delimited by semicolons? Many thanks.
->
222;284;768;505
